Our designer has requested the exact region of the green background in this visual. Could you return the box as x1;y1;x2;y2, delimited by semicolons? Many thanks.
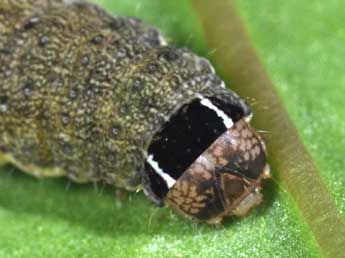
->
0;1;344;257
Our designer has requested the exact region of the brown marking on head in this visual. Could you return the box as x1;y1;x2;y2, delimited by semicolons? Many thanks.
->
165;119;270;223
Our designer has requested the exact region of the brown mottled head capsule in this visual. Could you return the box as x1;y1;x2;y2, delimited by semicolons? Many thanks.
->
0;0;270;224
166;120;270;223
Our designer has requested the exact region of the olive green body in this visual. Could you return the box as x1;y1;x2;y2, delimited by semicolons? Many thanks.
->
0;0;250;192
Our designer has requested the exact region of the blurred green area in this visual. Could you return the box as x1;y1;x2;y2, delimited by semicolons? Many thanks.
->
0;0;344;257
235;0;345;216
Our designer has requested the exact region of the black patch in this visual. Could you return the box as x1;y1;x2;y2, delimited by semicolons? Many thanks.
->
0;95;8;105
146;98;233;198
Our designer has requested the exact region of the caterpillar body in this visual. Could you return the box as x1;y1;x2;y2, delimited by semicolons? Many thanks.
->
0;0;270;224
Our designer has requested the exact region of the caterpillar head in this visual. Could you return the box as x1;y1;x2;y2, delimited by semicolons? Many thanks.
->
143;96;270;224
165;119;270;224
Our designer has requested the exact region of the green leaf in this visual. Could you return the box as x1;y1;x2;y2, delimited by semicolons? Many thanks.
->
0;1;344;257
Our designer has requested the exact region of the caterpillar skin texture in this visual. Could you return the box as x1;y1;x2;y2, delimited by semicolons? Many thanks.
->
0;0;270;224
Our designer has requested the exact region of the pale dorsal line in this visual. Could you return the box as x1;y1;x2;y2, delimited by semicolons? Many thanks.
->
198;96;234;129
146;154;176;188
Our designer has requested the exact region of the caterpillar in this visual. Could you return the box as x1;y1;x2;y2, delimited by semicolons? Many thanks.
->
0;0;270;224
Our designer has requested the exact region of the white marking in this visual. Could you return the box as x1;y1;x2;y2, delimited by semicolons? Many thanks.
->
197;57;215;74
146;154;176;188
158;35;168;46
198;96;234;128
0;104;8;113
244;113;253;123
209;64;216;74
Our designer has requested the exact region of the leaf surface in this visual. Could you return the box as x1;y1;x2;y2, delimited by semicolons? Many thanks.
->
0;1;344;257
